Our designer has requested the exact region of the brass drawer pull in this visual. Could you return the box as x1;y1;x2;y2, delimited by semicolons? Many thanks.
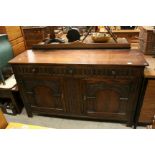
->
83;95;87;101
84;96;96;100
26;91;33;95
68;69;73;74
120;97;128;101
31;68;36;73
111;70;116;75
66;68;74;74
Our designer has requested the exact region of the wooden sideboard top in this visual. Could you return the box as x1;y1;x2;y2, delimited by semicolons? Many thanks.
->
9;49;148;66
144;55;155;78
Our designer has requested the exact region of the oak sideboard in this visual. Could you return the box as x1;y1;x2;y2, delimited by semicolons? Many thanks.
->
9;49;148;126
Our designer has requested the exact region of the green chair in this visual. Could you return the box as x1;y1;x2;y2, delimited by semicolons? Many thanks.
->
0;34;13;84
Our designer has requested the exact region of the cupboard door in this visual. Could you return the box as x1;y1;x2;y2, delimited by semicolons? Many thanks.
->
21;76;65;113
82;79;132;121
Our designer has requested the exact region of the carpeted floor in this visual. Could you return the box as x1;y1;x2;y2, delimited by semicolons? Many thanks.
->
4;108;145;129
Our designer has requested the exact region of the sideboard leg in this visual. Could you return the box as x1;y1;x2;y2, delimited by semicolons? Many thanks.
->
27;112;33;117
133;125;137;129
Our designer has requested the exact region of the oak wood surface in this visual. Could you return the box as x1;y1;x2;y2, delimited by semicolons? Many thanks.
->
144;55;155;78
11;37;24;46
12;41;26;56
139;55;155;124
5;26;23;41
0;26;26;56
9;49;148;66
141;26;154;31
112;30;140;33
139;80;155;123
112;29;140;43
33;37;130;49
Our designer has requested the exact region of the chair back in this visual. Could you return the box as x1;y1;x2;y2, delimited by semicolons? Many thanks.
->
0;34;13;84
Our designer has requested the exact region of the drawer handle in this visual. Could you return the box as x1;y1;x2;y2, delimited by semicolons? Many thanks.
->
32;68;36;73
68;69;73;74
120;97;128;101
54;94;61;97
84;96;96;100
83;95;87;101
69;69;73;74
26;91;33;95
111;70;116;75
87;96;96;99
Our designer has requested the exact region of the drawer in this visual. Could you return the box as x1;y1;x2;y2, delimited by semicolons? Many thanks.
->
12;64;142;79
10;37;24;46
12;42;26;56
5;26;23;41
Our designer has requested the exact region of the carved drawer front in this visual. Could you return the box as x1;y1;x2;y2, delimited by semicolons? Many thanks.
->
81;78;134;121
21;77;65;113
13;64;140;78
75;67;138;78
13;64;66;76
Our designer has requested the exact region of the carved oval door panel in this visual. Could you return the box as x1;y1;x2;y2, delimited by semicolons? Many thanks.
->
96;90;121;113
21;76;65;113
34;86;61;108
82;79;133;121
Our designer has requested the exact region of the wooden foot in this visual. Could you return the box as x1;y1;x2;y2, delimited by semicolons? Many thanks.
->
27;112;33;117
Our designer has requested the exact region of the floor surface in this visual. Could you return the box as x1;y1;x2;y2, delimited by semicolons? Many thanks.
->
4;109;145;129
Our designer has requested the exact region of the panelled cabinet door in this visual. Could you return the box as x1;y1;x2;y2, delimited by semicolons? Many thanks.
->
82;78;133;121
21;77;65;113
